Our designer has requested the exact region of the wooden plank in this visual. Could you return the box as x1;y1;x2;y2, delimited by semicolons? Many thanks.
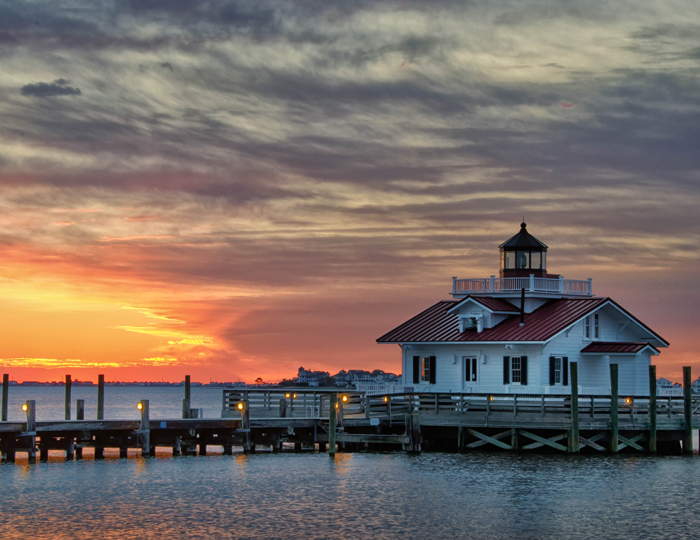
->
649;365;657;453
467;428;512;450
520;430;567;452
683;366;692;454
618;434;644;452
610;364;619;453
579;435;606;452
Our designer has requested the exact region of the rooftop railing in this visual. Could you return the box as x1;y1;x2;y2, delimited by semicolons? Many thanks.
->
452;275;592;296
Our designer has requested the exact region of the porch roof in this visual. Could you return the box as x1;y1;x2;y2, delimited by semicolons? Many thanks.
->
581;342;660;355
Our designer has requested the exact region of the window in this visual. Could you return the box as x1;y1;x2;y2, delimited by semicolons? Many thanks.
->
421;356;431;382
531;252;541;270
594;313;600;339
516;251;530;269
465;357;478;383
585;314;600;340
554;357;562;384
505;252;515;269
511;356;522;383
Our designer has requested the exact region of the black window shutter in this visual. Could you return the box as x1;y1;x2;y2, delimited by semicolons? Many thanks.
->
429;356;436;385
521;356;528;385
563;357;569;386
413;356;420;384
465;357;471;382
503;356;510;385
549;356;556;385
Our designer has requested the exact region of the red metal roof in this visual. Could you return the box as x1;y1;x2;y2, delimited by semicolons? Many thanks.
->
378;297;610;343
449;296;520;313
581;342;659;355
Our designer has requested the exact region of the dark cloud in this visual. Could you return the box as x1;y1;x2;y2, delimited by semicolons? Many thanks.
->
20;79;81;97
160;62;174;71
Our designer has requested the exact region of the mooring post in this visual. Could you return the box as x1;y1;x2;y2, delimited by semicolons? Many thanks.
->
139;399;151;457
64;374;72;421
25;400;36;463
1;373;8;422
97;374;104;420
683;366;692;454
511;428;519;451
610;364;619;453
241;399;252;453
182;375;191;419
76;399;84;421
649;365;657;453
405;413;421;454
568;362;580;453
458;426;464;452
328;393;337;455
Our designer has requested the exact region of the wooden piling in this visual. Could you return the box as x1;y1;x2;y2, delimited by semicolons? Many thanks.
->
25;400;36;463
139;399;151;457
182;375;191;419
97;374;104;420
241;400;252;453
405;414;421;454
64;375;72;421
683;366;692;454
568;362;579;453
1;373;8;422
511;428;519;451
76;399;85;421
279;398;287;418
610;363;619;453
649;365;657;453
328;394;337;455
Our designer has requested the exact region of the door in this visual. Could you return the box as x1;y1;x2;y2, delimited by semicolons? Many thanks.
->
464;357;478;385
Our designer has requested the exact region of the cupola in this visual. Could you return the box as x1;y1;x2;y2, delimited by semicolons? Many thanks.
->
499;222;548;278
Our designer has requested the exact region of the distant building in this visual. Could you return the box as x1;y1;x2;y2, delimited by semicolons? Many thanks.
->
295;367;330;387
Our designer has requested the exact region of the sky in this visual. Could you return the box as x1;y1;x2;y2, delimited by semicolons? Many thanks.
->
0;0;699;383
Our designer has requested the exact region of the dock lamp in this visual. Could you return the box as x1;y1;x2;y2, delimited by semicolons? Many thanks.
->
137;402;143;410
625;397;632;405
237;402;245;411
22;403;28;411
384;396;389;403
342;395;348;402
285;393;291;398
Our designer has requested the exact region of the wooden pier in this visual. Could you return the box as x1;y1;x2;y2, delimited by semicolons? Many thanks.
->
1;365;698;463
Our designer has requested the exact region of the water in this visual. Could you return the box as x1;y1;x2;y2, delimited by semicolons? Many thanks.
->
2;386;224;421
2;388;700;539
1;452;699;539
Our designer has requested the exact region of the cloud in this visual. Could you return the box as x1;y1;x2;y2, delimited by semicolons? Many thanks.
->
20;79;81;97
160;62;174;71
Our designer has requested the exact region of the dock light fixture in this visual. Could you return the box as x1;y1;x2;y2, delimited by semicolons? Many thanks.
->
625;398;632;404
237;402;244;410
137;402;143;410
285;393;291;398
22;403;27;411
489;396;493;401
293;394;297;399
342;396;348;402
383;396;389;403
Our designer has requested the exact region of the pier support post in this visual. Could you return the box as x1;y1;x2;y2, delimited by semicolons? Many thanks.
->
568;362;580;453
139;399;151;457
511;428;519;451
183;375;191;419
65;375;72;420
649;365;657;453
683;366;693;454
2;373;8;422
405;414;421;454
328;394;337;455
610;364;619;453
240;399;252;453
25;400;36;463
458;426;464;452
76;399;84;421
97;374;104;420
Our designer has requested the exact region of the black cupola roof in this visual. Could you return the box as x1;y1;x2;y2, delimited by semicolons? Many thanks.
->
499;222;548;251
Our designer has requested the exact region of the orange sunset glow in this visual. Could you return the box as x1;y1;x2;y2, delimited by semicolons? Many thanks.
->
1;1;699;384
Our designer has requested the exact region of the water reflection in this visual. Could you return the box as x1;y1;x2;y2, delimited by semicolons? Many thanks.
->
2;452;700;539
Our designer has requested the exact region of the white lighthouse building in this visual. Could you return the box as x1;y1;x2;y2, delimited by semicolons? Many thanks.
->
377;223;668;396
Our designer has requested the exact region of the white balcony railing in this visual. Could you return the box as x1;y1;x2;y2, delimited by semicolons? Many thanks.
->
452;275;592;296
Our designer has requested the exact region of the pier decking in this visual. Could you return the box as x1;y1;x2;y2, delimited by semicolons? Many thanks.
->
1;365;698;463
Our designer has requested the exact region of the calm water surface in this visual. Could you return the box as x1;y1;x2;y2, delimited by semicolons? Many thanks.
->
2;388;700;539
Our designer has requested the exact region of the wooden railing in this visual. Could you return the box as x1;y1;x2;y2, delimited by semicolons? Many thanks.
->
222;389;698;427
452;276;592;296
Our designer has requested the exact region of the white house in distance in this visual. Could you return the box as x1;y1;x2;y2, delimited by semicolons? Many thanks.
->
377;223;669;396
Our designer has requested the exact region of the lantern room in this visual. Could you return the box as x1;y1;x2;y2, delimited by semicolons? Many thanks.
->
499;222;548;278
